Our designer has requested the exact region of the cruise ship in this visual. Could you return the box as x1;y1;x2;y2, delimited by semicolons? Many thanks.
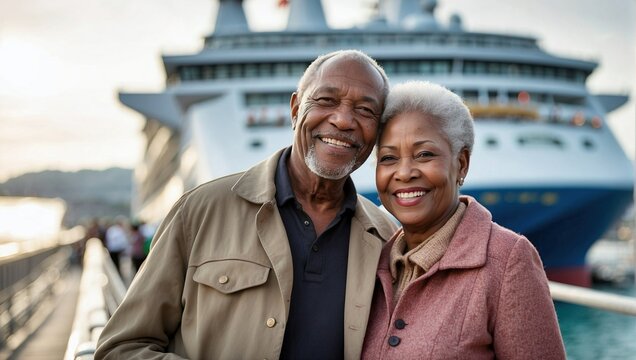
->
120;0;634;286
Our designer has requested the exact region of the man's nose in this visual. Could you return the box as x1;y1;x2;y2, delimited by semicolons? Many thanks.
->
329;105;355;130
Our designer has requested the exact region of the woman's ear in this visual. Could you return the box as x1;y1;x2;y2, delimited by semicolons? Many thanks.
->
290;92;299;129
458;147;470;181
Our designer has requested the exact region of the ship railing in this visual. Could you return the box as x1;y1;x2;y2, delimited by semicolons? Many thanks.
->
0;243;75;355
549;281;636;316
64;238;126;360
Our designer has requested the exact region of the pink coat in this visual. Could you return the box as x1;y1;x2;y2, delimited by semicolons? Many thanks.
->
362;196;566;359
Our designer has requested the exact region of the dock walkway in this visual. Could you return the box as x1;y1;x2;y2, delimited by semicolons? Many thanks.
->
8;267;81;360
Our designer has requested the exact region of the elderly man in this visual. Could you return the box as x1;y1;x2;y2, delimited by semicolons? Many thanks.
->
95;50;397;360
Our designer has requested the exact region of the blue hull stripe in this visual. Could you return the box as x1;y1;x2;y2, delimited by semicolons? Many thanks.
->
360;187;633;269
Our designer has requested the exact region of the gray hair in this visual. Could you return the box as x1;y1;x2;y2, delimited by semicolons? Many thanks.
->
380;81;474;155
297;49;390;101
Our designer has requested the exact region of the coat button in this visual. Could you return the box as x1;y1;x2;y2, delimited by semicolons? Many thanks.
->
388;335;401;347
303;220;310;226
395;319;407;329
266;318;277;328
218;275;229;284
312;244;319;252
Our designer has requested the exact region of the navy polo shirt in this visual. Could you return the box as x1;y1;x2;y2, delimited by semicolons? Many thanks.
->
276;147;357;360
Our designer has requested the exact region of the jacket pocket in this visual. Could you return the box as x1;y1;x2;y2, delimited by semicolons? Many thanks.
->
192;259;270;294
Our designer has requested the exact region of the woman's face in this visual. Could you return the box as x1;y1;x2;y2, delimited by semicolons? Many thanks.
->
376;111;468;238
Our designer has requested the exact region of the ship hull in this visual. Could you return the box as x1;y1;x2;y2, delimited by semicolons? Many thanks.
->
359;186;633;286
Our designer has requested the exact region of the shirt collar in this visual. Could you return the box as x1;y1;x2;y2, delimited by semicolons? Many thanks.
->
275;146;357;214
389;201;467;280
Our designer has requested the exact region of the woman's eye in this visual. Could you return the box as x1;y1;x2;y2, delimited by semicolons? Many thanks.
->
379;155;397;163
416;151;434;159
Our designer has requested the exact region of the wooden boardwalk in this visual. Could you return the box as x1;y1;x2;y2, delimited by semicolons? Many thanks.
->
8;267;81;360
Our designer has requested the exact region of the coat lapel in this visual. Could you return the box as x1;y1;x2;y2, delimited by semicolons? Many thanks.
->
234;149;294;317
255;202;294;318
343;217;384;360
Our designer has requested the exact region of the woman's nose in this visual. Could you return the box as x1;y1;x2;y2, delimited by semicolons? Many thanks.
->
395;158;418;182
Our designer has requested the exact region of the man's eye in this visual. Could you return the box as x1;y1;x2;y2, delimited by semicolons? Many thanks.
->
315;97;336;105
356;106;376;117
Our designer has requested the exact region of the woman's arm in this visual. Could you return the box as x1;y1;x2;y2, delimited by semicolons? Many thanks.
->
493;236;566;360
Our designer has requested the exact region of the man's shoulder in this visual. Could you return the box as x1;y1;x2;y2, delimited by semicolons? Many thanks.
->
354;195;398;241
180;172;245;208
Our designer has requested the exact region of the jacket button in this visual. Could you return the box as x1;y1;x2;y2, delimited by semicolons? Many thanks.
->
218;275;229;284
312;244;319;252
388;335;401;347
266;318;277;328
395;319;407;329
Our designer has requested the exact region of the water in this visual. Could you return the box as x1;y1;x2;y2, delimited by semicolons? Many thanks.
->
556;283;636;359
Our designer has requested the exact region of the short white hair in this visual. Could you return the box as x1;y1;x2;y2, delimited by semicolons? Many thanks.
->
380;81;474;155
297;49;390;101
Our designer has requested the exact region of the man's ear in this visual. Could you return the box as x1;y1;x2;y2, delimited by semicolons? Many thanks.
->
290;92;299;130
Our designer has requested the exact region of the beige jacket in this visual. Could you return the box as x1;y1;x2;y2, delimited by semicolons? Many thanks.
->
95;149;397;360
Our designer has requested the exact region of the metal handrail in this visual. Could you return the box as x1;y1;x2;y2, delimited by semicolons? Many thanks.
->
64;238;127;360
549;281;636;316
62;240;636;360
0;246;72;353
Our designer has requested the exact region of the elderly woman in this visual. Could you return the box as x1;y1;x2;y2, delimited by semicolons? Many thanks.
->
362;81;565;359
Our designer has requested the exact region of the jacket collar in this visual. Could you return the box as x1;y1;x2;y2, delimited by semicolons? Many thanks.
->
438;196;491;270
378;196;492;272
232;149;284;204
232;147;389;238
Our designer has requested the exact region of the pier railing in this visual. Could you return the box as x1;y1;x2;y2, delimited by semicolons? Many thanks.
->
63;239;636;359
549;281;636;316
0;244;75;354
64;238;126;360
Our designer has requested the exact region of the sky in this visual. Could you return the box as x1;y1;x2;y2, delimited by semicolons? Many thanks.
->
0;0;634;182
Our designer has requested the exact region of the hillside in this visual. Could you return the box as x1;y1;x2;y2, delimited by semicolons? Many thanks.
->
0;168;133;226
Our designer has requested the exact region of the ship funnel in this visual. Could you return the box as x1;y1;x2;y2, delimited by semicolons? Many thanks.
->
448;13;464;31
383;0;440;30
402;0;440;30
213;0;249;34
286;0;328;31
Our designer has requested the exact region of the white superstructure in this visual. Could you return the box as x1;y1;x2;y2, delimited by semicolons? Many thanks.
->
120;0;633;281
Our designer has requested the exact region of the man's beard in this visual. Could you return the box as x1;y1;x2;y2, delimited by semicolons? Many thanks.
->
304;144;357;180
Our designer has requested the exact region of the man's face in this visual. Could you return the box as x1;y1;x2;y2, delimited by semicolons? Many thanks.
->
291;57;385;180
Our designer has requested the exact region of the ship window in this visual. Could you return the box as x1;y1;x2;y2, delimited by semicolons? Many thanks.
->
434;61;451;74
488;62;501;75
419;61;433;74
488;90;498;102
274;63;289;76
245;92;292;106
216;65;230;79
582;138;595;150
258;63;273;77
554;95;585;106
463;90;479;102
230;64;243;77
517;135;563;148
463;61;476;74
245;64;258;77
486;137;498;147
250;139;264;149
